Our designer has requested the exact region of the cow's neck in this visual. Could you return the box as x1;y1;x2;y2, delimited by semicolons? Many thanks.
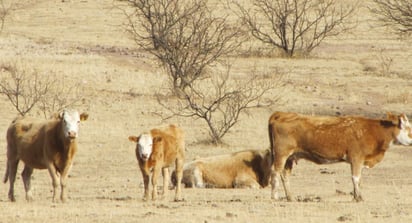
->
379;119;398;150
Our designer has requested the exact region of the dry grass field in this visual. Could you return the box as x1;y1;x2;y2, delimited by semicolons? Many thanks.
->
0;0;411;222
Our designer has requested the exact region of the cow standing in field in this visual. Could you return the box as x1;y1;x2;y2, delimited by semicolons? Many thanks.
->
128;124;185;201
268;111;412;202
3;109;89;202
172;149;272;189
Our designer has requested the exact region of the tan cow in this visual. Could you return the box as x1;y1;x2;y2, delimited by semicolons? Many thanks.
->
172;149;272;189
128;124;185;201
268;111;412;202
3;109;89;202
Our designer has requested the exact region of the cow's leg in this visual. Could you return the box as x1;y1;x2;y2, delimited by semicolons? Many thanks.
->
174;158;184;201
281;158;294;201
193;167;204;188
161;167;169;199
59;162;73;202
21;165;34;202
271;154;289;201
350;161;363;202
7;160;19;202
151;166;161;201
234;174;260;189
141;168;150;201
46;163;60;202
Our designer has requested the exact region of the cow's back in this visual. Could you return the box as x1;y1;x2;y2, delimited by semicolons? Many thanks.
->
269;111;397;163
7;117;56;169
151;125;185;166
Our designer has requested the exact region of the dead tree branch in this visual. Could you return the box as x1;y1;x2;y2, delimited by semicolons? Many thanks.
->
370;0;412;35
232;0;358;57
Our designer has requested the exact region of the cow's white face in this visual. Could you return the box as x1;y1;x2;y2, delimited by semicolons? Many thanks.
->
60;109;88;140
138;133;153;161
396;114;412;145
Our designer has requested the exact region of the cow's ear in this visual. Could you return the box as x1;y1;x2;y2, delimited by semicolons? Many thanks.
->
386;112;399;125
128;136;139;143
80;112;89;121
50;112;60;120
57;111;64;119
153;136;163;144
400;114;410;129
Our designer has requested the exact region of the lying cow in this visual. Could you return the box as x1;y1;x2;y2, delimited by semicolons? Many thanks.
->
3;109;89;202
268;111;412;202
128;124;185;201
172;149;272;189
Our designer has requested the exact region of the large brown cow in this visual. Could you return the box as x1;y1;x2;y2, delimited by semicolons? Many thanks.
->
172;149;272;189
128;124;185;201
268;111;412;202
3;109;89;202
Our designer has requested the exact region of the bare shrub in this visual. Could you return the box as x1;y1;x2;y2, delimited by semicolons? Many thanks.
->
118;0;283;143
377;49;394;77
0;0;34;34
37;77;87;118
157;64;284;144
370;0;412;35
0;62;87;117
0;62;53;116
231;0;358;57
118;0;244;91
0;0;11;33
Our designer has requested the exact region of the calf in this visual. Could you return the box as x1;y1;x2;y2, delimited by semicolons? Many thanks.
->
172;149;272;189
268;111;412;201
128;124;185;201
3;109;89;202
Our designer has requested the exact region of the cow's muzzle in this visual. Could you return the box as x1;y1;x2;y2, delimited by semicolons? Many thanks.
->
68;131;77;139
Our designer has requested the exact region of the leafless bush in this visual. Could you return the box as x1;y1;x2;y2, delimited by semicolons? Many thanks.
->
0;0;11;33
232;0;358;57
118;0;244;91
37;77;87;118
377;49;394;77
370;0;412;35
0;63;53;116
158;65;284;144
0;62;87;117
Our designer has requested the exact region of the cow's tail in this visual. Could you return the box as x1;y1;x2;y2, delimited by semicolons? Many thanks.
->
3;161;8;183
268;117;276;166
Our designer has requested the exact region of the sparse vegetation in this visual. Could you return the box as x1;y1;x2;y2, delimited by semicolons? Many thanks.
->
0;61;87;117
119;0;243;92
232;0;358;57
0;0;11;33
119;0;282;144
158;64;283;144
370;0;412;35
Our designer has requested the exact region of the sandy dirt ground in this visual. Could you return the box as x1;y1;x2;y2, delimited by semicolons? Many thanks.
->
0;0;411;222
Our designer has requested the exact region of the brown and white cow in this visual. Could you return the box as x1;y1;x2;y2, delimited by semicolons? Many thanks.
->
128;124;185;201
172;149;272;189
268;111;412;202
3;109;89;202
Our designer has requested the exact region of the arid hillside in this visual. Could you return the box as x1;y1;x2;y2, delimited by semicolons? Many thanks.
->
0;0;411;222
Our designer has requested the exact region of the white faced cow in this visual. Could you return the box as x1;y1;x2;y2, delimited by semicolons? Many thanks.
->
129;124;185;201
268;111;412;202
3;109;88;202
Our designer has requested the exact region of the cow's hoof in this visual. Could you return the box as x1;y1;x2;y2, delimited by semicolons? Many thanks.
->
353;196;363;202
174;197;185;202
9;196;16;202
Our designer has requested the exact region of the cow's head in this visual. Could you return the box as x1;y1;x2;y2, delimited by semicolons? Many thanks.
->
388;113;412;145
59;109;89;140
129;133;161;161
